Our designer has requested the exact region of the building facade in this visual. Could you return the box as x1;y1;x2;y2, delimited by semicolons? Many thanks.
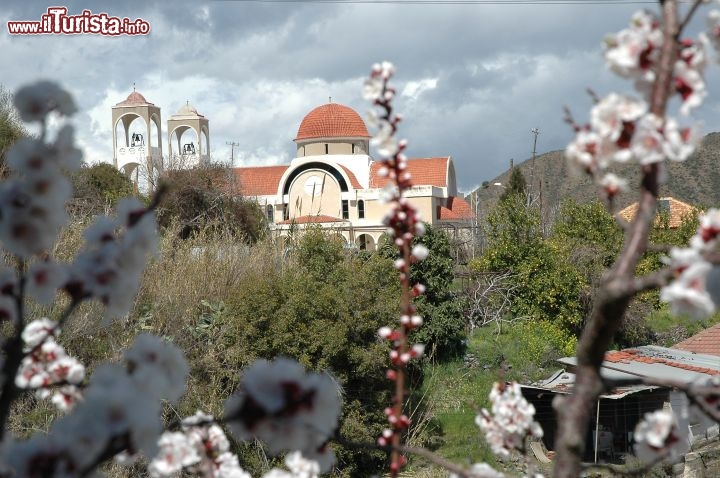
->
112;89;210;185
233;103;475;250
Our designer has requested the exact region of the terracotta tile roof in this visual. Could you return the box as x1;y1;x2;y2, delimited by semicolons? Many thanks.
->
438;196;475;220
338;165;362;189
604;348;720;376
115;91;154;107
674;323;720;357
617;197;697;228
370;157;449;188
295;103;370;141
233;165;288;196
278;215;344;225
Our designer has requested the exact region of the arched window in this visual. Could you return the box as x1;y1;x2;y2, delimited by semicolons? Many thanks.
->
266;205;274;223
358;200;365;219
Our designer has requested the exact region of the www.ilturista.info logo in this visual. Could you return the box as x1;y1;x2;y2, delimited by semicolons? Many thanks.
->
7;7;150;36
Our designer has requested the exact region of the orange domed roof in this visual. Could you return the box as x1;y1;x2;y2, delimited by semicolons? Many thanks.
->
116;91;154;107
295;103;370;141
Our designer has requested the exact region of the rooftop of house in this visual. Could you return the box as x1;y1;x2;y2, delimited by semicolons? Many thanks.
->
617;197;697;228
558;345;720;385
674;323;720;357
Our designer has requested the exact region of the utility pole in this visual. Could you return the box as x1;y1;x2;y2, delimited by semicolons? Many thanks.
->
529;128;540;206
226;141;239;166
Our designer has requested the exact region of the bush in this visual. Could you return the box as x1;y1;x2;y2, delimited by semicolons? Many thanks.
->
157;164;266;242
70;162;136;215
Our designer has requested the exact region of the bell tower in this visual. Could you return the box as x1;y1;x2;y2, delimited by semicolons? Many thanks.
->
167;101;210;168
111;86;163;188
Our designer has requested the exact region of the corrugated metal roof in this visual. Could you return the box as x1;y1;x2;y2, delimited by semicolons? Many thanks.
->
558;345;720;385
521;370;657;399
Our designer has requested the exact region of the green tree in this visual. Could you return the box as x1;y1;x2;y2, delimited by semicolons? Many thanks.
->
380;225;466;360
499;167;527;202
474;195;586;333
550;200;624;275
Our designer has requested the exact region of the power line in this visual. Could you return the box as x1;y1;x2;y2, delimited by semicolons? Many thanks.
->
226;0;693;4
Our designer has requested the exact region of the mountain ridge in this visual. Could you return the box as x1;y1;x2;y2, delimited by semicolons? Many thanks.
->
471;132;720;217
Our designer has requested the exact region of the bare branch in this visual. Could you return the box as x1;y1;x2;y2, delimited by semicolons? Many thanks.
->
632;267;674;294
678;0;705;34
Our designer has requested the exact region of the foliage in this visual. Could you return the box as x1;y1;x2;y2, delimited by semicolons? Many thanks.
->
474;195;586;333
215;229;402;476
0;85;27;173
380;224;467;361
70;162;136;215
157;163;266;242
499;167;527;202
551;200;624;271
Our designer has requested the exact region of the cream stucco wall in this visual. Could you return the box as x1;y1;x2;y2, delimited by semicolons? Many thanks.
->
363;196;436;224
296;139;369;157
287;169;343;219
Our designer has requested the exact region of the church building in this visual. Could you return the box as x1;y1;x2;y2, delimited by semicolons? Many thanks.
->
233;103;475;250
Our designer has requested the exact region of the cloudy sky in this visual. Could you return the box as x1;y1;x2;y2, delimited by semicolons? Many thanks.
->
2;0;719;192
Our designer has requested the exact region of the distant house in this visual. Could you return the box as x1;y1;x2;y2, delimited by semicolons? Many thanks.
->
617;196;697;228
521;346;720;462
675;323;720;357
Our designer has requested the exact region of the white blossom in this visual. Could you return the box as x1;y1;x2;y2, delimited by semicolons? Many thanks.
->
634;409;689;462
604;10;663;85
224;358;340;471
565;129;603;172
662;118;700;161
83;364;164;458
13;81;77;122
674;60;707;116
52;125;83;171
661;261;715;319
21;317;57;350
411;244;429;261
148;432;201;477
598;173;627;198
68;202;158;321
124;333;189;403
362;77;384;101
0;173;71;258
26;260;68;306
590;93;646;143
476;382;543;458
631;114;666;164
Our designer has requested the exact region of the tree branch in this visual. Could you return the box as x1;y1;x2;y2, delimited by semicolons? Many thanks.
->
553;2;680;476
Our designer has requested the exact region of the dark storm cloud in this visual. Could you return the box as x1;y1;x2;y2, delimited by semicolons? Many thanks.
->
2;1;719;190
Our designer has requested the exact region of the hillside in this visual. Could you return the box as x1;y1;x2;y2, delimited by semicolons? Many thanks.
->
472;132;720;218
